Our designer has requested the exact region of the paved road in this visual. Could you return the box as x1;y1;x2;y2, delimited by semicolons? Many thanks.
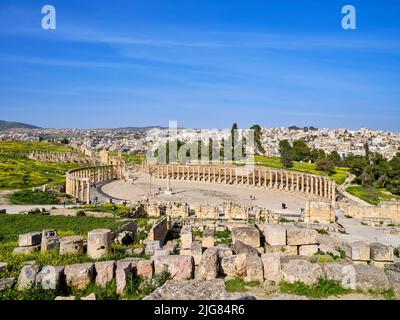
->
333;209;400;247
1;204;74;215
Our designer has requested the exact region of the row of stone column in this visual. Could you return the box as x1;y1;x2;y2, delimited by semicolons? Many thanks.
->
65;165;118;203
153;164;336;204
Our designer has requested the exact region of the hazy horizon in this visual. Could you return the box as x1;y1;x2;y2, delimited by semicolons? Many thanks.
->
1;1;399;130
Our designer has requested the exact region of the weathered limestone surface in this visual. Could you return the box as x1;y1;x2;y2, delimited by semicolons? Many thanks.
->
36;266;64;290
17;263;40;291
233;240;259;256
345;241;370;261
64;263;94;290
145;240;162;256
322;261;356;289
261;253;281;283
55;296;76;300
114;231;135;246
286;228;318;246
0;277;15;291
265;245;297;256
264;224;286;246
137;260;154;279
354;264;390;291
202;228;215;248
303;201;335;224
81;293;97;300
115;258;142;295
232;227;260;248
143;279;255;300
196;247;219;280
41;229;60;253
369;242;394;262
87;229;112;259
60;236;84;255
180;227;193;250
281;257;324;285
19;232;42;247
13;245;41;255
94;261;115;288
298;245;319;257
220;253;247;279
154;255;194;280
245;255;264;282
190;243;203;266
148;217;168;244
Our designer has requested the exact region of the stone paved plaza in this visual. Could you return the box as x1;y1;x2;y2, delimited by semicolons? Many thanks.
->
101;172;307;216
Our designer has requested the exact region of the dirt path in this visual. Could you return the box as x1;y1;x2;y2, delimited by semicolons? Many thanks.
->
337;173;372;206
0;190;14;206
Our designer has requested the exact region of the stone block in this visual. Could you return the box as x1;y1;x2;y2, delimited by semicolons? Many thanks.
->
195;247;219;280
81;293;96;300
281;257;324;285
345;241;370;261
202;228;215;248
13;245;40;255
17;263;40;291
232;227;260;248
369;242;394;262
261;253;281;283
181;227;193;250
94;261;115;288
145;240;161;256
220;253;247;279
60;236;84;255
286;228;318;246
137;260;154;279
55;296;76;300
190;242;203;265
264;224;286;246
355;264;390;291
0;262;7;273
153;255;194;280
18;232;42;247
298;245;319;257
322;261;356;289
36;266;64;290
87;229;112;259
245;255;264;282
64;263;94;290
265;245;297;256
0;277;15;291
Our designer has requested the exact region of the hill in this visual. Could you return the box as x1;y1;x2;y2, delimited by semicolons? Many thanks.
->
0;120;40;131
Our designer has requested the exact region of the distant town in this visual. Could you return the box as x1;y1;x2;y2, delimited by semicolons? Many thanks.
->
1;122;399;160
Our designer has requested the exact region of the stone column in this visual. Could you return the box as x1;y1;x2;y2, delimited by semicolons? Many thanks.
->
331;181;336;206
87;229;112;259
324;179;328;198
296;174;299;191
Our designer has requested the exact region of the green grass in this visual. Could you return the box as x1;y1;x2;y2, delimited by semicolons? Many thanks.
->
279;279;351;298
346;186;400;205
215;229;232;245
0;214;127;243
254;156;349;185
0;141;81;190
368;288;396;300
225;278;260;293
9;189;68;205
79;204;133;216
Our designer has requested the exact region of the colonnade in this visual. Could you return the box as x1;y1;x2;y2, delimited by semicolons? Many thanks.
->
147;164;336;205
65;165;120;203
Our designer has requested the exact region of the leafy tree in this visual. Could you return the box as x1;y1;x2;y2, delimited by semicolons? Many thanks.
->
328;151;341;165
250;124;265;155
291;140;311;162
316;158;335;174
279;140;293;168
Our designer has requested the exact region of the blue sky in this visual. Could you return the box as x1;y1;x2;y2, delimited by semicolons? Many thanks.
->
0;0;399;130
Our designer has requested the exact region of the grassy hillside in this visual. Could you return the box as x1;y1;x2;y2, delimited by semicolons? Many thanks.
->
255;156;349;185
346;186;400;205
0;141;81;190
0;120;39;131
